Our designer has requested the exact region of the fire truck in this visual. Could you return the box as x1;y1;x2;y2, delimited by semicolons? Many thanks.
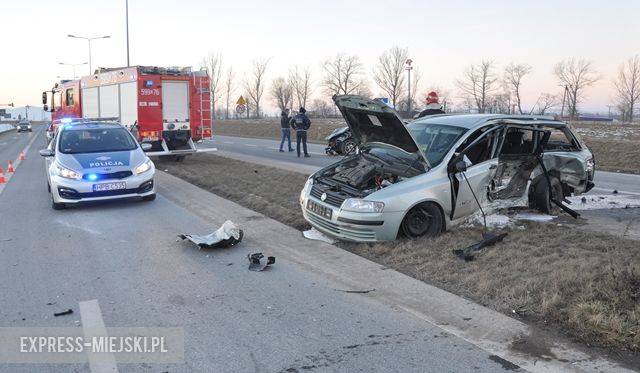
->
42;65;214;157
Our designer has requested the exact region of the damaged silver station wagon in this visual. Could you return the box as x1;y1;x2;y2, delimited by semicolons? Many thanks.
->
300;95;595;242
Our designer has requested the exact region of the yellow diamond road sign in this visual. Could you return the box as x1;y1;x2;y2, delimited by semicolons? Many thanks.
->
236;96;246;106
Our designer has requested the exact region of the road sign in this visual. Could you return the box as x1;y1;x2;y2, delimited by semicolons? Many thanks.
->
236;96;246;106
236;104;246;114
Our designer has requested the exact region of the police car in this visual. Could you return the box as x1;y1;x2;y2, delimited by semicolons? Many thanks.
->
39;119;156;210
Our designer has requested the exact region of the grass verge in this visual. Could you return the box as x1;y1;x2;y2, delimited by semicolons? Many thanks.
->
156;154;640;353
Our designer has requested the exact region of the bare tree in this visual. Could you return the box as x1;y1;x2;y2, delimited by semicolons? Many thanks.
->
243;58;270;118
311;99;332;118
456;60;499;113
531;93;560;115
503;63;532;114
554;58;600;120
223;66;236;119
373;46;408;107
614;55;640;122
289;66;313;109
321;54;363;96
202;53;223;118
270;77;293;113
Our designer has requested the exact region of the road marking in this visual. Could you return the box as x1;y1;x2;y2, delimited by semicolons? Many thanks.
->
79;300;119;373
223;141;235;144
243;144;257;147
592;187;640;196
0;127;42;196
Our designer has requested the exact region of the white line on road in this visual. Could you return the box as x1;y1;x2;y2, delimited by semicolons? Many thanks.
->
79;299;119;373
223;141;235;144
592;187;640;196
243;144;257;147
0;130;42;197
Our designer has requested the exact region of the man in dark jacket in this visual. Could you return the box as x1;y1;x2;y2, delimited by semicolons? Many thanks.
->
291;107;311;158
279;109;294;152
416;91;445;119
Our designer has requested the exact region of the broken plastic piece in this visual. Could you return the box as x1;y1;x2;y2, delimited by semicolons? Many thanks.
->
248;253;275;271
179;220;243;249
453;232;508;261
54;309;73;317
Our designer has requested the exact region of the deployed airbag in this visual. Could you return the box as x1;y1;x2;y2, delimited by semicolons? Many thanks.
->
179;220;243;249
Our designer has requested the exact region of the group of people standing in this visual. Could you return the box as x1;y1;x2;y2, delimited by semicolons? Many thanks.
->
277;92;445;157
279;107;311;157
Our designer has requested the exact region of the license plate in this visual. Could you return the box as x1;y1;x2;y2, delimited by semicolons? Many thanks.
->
93;182;126;192
307;199;332;219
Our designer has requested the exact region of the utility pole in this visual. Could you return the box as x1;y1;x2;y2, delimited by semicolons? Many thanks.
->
126;0;130;66
405;59;413;117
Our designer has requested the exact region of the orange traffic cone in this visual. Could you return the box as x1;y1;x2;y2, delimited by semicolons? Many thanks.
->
19;151;25;161
7;160;14;173
0;168;5;183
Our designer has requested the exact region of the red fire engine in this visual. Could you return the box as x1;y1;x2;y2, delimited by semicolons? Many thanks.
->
42;65;214;156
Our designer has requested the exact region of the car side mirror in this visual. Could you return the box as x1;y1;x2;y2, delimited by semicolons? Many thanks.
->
42;92;47;105
39;149;54;157
140;143;152;151
455;160;467;173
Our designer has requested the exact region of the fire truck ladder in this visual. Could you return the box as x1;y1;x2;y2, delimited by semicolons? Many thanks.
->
194;70;212;140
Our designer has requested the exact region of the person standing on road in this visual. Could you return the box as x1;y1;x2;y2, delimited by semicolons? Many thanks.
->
415;91;445;119
291;107;311;158
279;109;294;152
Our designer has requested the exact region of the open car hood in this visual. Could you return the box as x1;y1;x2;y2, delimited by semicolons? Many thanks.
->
333;95;429;168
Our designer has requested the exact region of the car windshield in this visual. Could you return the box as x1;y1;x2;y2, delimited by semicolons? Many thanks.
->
407;122;467;167
59;127;138;154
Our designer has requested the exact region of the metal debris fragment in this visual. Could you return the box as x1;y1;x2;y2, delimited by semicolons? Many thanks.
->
179;220;243;249
248;253;275;271
54;309;73;317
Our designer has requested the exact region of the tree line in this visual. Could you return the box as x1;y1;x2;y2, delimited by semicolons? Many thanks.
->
201;48;640;122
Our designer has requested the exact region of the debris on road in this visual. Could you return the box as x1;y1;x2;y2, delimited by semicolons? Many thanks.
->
567;194;640;210
53;309;73;317
302;227;336;244
334;288;376;294
179;220;243;249
248;253;275;271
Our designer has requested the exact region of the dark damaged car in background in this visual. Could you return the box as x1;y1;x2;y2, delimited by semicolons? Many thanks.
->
300;95;595;242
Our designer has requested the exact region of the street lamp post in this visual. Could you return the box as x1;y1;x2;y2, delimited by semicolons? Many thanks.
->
67;34;111;74
405;59;413;117
59;62;88;79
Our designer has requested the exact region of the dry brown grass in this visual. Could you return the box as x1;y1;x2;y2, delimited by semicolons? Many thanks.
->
157;153;640;353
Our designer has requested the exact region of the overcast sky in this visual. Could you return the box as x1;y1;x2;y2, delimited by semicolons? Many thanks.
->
1;0;638;114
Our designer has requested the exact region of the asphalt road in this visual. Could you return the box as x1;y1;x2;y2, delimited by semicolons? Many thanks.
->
0;128;518;371
203;135;640;196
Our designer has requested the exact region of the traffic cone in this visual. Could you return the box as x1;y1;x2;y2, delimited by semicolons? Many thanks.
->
19;151;25;161
7;161;14;173
0;168;5;183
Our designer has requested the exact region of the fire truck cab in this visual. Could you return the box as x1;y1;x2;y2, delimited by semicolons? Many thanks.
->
43;66;214;157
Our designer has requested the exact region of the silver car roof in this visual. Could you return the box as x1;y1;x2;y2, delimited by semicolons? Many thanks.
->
412;114;563;130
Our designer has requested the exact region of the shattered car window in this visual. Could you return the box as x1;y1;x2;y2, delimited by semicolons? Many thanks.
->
407;122;467;167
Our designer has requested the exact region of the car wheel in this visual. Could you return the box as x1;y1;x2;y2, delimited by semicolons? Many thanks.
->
533;176;563;214
341;139;357;155
142;194;156;201
400;202;443;238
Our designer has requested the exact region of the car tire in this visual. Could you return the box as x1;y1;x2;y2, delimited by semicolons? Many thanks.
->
341;139;357;155
400;202;443;238
142;194;156;201
52;200;65;210
533;176;563;214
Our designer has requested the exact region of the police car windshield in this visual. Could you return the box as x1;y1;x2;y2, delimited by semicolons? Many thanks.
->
59;127;137;154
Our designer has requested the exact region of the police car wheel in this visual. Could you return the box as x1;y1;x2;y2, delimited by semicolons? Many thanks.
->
52;200;65;210
142;194;156;202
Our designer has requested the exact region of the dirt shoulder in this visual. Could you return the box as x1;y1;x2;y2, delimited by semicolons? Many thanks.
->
213;118;640;174
156;154;640;359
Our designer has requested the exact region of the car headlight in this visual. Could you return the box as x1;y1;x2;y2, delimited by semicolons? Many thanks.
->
134;159;154;175
300;177;313;204
586;158;595;173
341;198;385;213
55;164;81;180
